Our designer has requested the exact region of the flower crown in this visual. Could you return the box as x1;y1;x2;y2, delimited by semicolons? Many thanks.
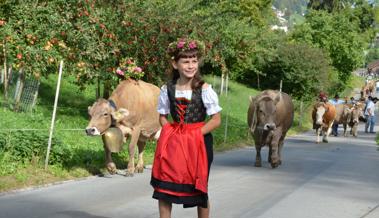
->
167;38;205;60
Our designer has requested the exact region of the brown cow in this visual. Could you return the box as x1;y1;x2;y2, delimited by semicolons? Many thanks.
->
334;104;351;137
86;79;161;176
361;80;376;99
247;90;294;168
346;103;365;137
312;102;336;143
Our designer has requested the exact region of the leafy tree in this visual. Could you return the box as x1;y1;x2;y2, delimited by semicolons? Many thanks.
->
0;0;70;104
190;0;275;90
260;42;332;101
291;10;368;89
307;0;354;12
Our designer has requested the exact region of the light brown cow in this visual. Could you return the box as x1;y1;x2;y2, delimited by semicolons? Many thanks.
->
346;103;365;137
334;104;351;137
312;102;336;143
86;79;161;176
247;90;294;168
361;80;376;99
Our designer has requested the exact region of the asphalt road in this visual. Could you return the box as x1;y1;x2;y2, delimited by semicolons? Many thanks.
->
1;119;379;218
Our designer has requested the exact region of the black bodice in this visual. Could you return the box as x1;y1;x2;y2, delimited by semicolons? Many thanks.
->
167;80;207;123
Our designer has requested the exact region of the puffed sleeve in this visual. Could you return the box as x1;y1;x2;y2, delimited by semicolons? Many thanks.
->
157;85;170;115
202;85;222;115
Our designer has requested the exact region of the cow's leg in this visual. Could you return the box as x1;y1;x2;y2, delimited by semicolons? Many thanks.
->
352;124;358;137
255;145;262;167
135;140;146;173
270;130;282;168
323;121;333;143
268;146;272;163
126;127;141;177
104;146;117;174
343;123;348;137
316;128;321;143
277;135;285;166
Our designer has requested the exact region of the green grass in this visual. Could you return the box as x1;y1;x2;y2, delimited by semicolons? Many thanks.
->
206;75;257;151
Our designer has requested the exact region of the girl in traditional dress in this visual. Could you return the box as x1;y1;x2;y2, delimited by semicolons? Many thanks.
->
150;38;222;218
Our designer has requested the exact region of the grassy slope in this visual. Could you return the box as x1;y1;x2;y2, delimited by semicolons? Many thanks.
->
1;74;362;192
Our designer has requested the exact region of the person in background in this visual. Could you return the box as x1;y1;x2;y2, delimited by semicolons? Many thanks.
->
318;92;328;103
329;94;344;136
349;97;356;105
365;96;377;133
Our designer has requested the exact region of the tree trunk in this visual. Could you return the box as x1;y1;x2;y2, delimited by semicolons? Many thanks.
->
225;73;229;96
220;71;225;95
31;80;40;110
14;69;25;112
96;77;101;99
257;73;260;89
103;80;111;99
3;40;8;100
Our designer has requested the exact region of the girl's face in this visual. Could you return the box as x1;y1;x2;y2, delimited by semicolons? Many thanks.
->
172;56;199;80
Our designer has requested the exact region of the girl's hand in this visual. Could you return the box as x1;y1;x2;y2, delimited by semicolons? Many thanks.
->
159;114;169;126
201;113;221;135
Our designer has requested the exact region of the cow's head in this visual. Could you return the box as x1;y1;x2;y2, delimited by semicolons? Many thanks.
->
250;93;281;132
314;102;327;126
85;99;130;136
349;104;364;125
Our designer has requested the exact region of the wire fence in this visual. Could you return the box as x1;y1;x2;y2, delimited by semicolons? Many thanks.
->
1;69;40;112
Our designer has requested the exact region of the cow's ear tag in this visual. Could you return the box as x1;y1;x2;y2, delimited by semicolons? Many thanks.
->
112;111;123;120
112;108;130;121
118;108;130;116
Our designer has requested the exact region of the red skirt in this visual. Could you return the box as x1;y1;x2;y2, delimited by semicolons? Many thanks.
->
151;122;210;208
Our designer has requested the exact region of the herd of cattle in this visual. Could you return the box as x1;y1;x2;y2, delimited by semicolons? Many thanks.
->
85;79;368;173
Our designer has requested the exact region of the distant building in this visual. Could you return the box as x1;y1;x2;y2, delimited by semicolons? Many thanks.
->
271;6;288;33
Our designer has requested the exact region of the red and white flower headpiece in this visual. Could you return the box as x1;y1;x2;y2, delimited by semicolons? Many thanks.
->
167;38;205;59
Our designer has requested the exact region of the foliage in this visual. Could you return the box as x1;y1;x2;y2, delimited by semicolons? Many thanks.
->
0;130;69;164
191;0;275;79
260;42;332;101
0;0;69;79
366;48;379;65
291;9;370;90
307;0;355;12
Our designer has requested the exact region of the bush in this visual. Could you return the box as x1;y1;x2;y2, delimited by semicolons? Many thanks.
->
0;131;71;165
261;42;332;101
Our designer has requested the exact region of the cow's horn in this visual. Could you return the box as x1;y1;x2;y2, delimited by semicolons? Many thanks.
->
249;96;254;103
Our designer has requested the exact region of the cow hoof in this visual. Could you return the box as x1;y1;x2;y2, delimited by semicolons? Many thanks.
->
254;162;262;167
106;162;117;175
135;166;144;173
125;171;134;177
278;160;282;165
271;162;279;168
322;139;328;143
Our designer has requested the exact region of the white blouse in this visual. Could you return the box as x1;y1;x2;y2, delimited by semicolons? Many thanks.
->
157;85;222;116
